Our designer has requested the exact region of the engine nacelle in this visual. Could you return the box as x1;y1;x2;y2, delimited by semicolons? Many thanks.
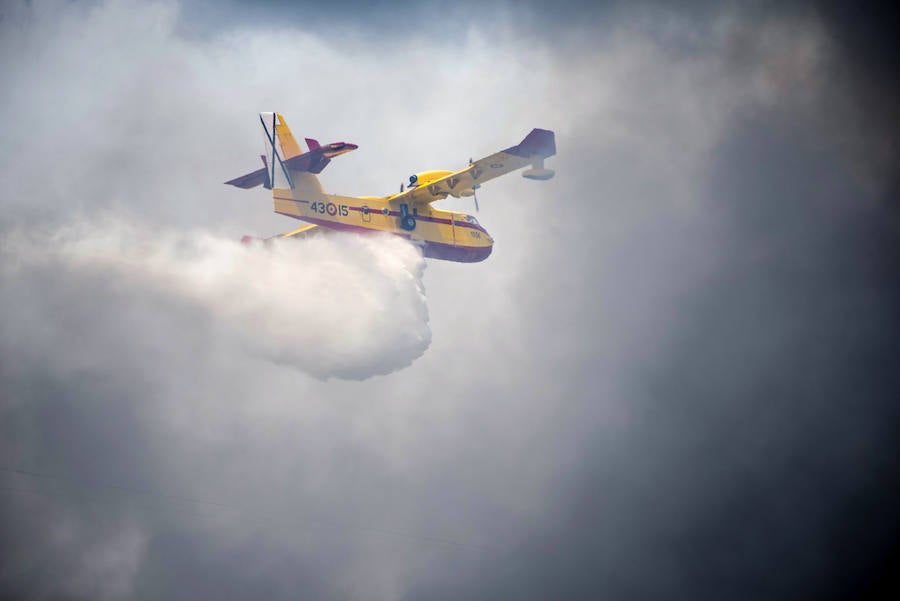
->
408;170;454;188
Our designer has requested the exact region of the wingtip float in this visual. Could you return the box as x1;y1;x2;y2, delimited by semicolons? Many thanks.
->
226;112;555;263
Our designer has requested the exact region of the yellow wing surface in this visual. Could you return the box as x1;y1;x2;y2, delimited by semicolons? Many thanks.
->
268;223;320;240
239;223;321;246
394;128;556;205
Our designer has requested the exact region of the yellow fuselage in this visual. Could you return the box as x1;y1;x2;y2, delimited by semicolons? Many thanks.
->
272;180;493;262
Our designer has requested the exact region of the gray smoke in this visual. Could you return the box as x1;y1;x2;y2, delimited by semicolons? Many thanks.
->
2;1;898;600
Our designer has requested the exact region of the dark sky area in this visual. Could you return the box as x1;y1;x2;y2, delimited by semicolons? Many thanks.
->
1;1;898;599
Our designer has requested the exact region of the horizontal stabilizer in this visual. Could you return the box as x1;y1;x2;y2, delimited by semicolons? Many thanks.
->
226;168;268;189
283;141;358;174
225;155;272;189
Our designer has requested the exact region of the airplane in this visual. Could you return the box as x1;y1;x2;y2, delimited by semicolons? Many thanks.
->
225;112;556;263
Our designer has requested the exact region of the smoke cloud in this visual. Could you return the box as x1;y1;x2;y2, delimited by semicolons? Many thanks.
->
2;1;899;600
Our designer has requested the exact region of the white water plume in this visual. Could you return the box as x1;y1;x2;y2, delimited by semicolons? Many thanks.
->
1;218;431;379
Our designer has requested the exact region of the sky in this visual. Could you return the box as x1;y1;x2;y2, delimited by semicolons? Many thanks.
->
1;1;898;599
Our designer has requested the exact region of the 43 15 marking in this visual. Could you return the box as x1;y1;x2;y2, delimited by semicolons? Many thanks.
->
310;201;349;217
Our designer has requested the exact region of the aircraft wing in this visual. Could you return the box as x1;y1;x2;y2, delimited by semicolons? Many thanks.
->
268;223;320;240
397;128;556;206
242;224;321;245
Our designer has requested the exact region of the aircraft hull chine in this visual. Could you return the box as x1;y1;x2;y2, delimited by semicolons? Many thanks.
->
421;240;492;263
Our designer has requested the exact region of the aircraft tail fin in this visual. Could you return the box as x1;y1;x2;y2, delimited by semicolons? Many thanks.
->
262;112;304;160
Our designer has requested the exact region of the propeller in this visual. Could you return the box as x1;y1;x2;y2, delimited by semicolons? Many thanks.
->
469;158;481;212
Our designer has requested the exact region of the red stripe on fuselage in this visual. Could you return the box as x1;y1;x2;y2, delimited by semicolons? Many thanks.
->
273;196;489;234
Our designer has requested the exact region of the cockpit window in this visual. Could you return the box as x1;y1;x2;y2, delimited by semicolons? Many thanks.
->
465;215;480;225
